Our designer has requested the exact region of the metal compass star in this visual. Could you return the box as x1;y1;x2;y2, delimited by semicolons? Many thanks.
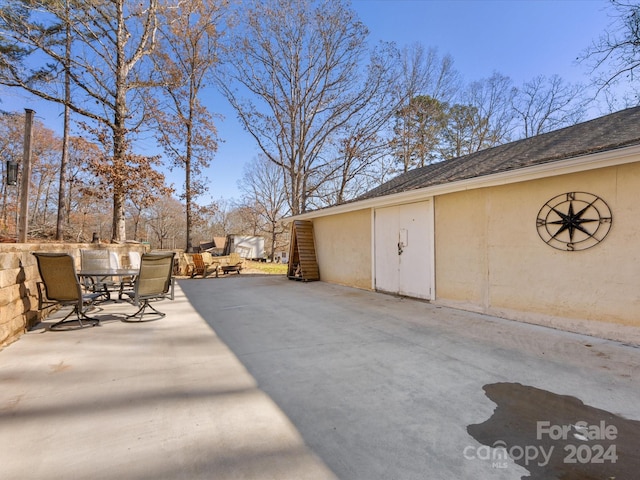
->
548;200;599;242
536;192;612;251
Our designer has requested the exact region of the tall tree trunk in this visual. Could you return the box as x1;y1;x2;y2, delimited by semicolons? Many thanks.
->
185;118;193;251
111;0;129;243
56;0;71;240
270;222;276;262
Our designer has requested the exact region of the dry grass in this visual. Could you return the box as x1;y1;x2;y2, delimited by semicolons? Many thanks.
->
243;261;288;275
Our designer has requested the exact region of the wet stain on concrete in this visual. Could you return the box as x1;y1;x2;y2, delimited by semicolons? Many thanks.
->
467;383;640;479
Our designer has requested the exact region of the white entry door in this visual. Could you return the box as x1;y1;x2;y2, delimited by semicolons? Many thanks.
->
374;201;433;300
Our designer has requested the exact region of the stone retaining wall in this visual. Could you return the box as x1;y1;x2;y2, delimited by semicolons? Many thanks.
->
0;243;148;348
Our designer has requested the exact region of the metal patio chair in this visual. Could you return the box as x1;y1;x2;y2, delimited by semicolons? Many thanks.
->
33;252;101;330
80;249;121;300
122;252;176;321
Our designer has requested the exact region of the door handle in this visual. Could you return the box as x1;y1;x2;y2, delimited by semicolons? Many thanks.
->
398;242;403;255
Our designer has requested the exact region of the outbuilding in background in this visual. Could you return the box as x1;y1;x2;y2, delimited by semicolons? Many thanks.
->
223;235;265;261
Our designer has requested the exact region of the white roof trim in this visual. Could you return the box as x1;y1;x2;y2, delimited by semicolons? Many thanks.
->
289;144;640;220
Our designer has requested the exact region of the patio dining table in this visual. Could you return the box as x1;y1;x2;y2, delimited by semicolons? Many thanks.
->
78;267;139;302
78;268;139;277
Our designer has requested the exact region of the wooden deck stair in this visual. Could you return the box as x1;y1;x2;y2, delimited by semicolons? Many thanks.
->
287;220;319;281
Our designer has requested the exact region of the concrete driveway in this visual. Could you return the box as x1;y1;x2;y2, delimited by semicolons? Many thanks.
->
181;275;640;480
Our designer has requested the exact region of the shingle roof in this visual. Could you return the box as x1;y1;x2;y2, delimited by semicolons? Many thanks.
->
355;106;640;202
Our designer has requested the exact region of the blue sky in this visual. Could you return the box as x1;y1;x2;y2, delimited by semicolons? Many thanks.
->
1;0;616;202
355;0;611;85
213;0;613;201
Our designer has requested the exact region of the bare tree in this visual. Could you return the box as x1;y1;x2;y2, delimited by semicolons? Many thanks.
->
397;43;460;108
513;75;588;137
216;0;391;215
151;0;226;251
239;155;289;260
227;204;262;236
581;0;640;103
29;128;61;233
391;43;460;172
207;197;233;237
0;111;64;239
0;0;161;241
145;195;186;249
66;137;105;242
442;72;516;158
314;41;402;204
187;202;218;245
0;112;22;236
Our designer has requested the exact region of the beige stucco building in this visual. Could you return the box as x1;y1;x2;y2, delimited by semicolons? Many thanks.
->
290;107;640;342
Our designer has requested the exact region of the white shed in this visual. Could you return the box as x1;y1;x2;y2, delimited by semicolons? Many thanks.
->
223;235;265;260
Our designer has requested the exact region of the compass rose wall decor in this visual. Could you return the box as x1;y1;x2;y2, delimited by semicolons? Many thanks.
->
536;192;613;251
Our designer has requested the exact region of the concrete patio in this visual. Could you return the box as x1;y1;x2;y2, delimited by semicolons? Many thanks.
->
0;277;336;480
1;275;639;479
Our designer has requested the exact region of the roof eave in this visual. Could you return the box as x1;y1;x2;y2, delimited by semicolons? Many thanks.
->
287;143;640;221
